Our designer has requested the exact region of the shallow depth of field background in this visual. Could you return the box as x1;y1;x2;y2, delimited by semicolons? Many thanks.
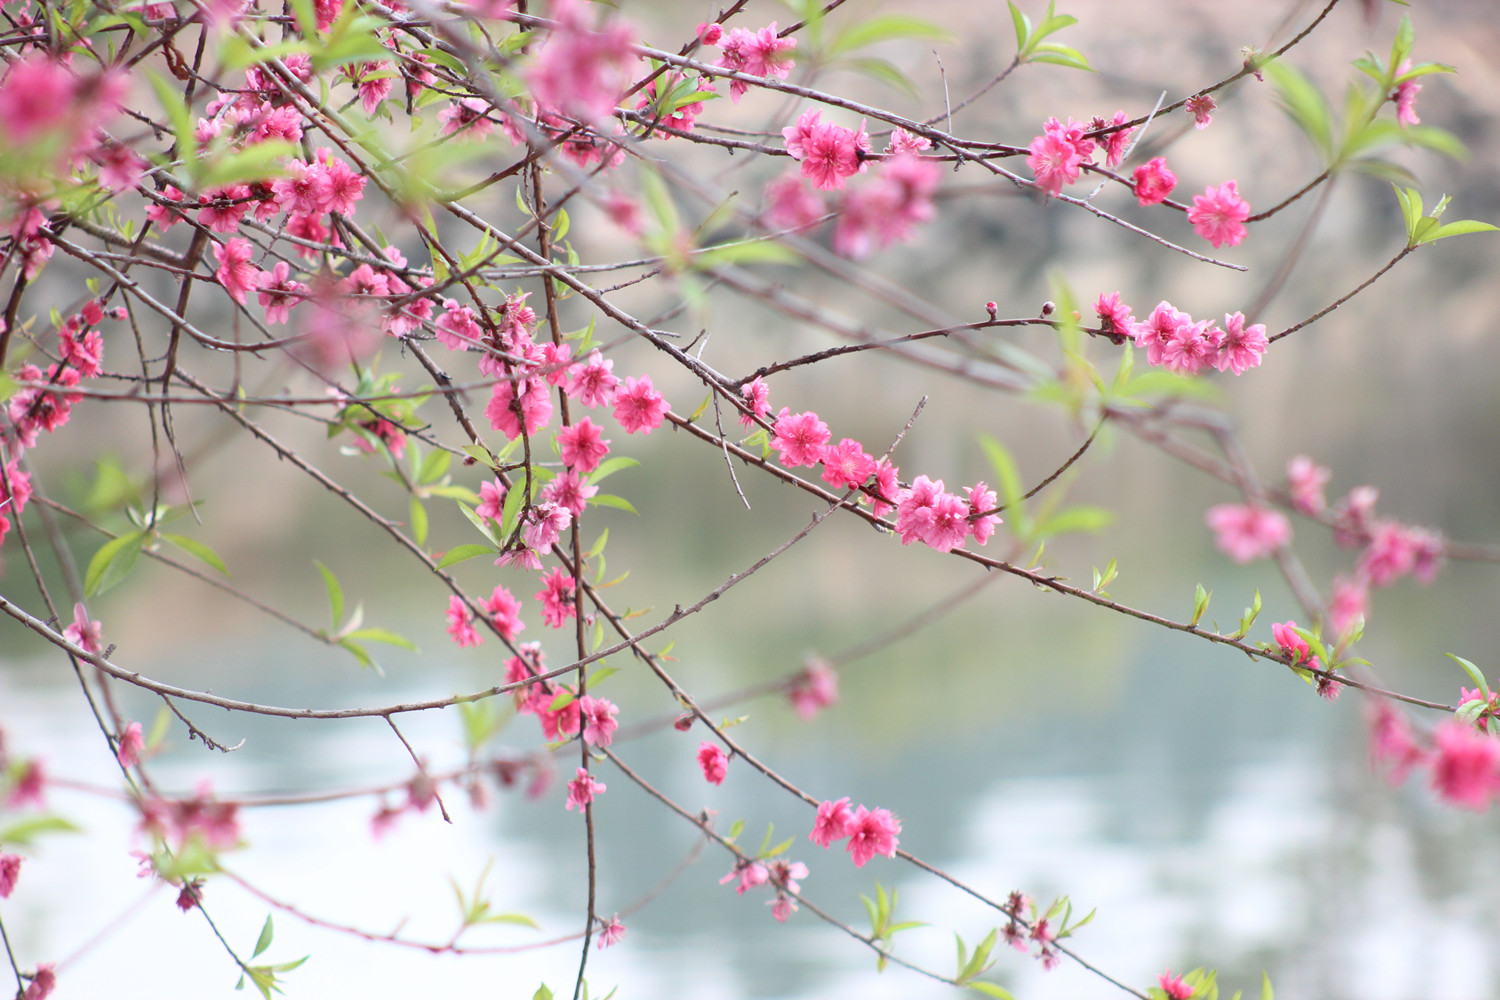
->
3;1;1500;997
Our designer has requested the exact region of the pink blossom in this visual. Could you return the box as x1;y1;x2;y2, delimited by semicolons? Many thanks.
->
1158;970;1194;1000
603;191;643;234
886;128;932;154
446;595;482;647
347;61;394;115
1160;319;1222;376
536;567;577;629
697;22;724;46
596;915;625;949
565;766;604;811
845;805;900;867
486;377;553;440
1095;110;1134;168
809;796;854;847
256;262;307;325
434;301;481;351
536;687;582;741
0;57;75;144
821;438;875;490
894;474;944;546
922;491;972;552
484;585;525;642
771;409;831;467
22;963;54;1000
537;341;574;386
579;695;618;746
868;458;900;517
612;375;669;434
1286;455;1331;515
1027;130;1084;197
1430;720;1500;810
1131;301;1191;368
312;151;366;216
716;23;797;101
1359;521;1419;587
527;0;637;123
476;479;506;522
567;350;619;407
213;238;258;306
139;785;241;849
762;173;826;231
1270;620;1315;666
1188;180;1251;249
966;481;1002;546
198;184;252;233
1132;156;1176;206
117;722;144;768
1327;574;1368;637
1185;93;1217;129
1095;292;1134;340
63;603;104;654
540;470;596;517
782;109;868;191
1368;700;1425;785
1205;503;1291;563
770;896;797;922
1212;311;1267;374
831;152;940;257
738;376;772;429
521;501;571;552
59;326;103;377
697;741;728;785
1393;59;1421;127
7;760;44;808
0;854;20;898
93;141;146;193
557;418;610;472
437;97;495;139
787;658;838;720
719;859;769;894
1331;486;1380;548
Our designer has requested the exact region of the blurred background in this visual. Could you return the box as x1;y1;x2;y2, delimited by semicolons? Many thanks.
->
2;0;1499;997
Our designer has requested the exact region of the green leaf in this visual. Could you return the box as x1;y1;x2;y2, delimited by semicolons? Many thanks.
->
346;627;416;650
694;239;798;270
315;560;345;628
1266;60;1334;162
340;639;374;669
85;531;146;597
840;57;919;98
968;983;1017;1000
1036;505;1113;537
410;497;429;548
589;494;638;515
499;479;528;542
1424;219;1499;243
534;986;555;1000
1027;42;1090;70
1191;583;1211;628
1261;971;1274;1000
252;915;275;959
1402;125;1468;161
435;543;495;569
220;35;311;71
144;69;196;167
1446;653;1490;700
726;818;744;842
1008;1;1030;51
199;140;295;189
419;447;451;484
826;14;953;58
0;814;80;846
160;532;230;577
588;456;639;485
